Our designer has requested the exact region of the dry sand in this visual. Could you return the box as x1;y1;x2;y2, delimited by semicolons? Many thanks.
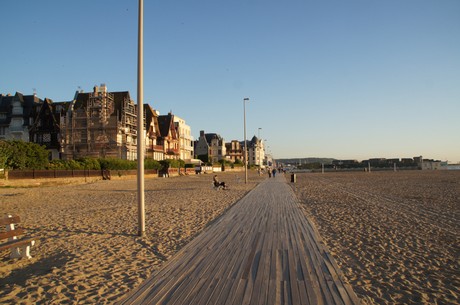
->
292;170;459;305
0;171;265;304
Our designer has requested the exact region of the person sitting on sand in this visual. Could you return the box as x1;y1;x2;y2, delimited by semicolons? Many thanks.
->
213;175;227;190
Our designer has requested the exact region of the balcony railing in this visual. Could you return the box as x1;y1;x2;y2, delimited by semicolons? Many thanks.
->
166;148;180;155
152;145;164;151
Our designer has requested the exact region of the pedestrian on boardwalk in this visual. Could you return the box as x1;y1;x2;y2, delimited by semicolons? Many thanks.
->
272;168;277;177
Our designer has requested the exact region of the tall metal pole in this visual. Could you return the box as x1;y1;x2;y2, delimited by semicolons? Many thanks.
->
243;98;249;184
137;0;145;237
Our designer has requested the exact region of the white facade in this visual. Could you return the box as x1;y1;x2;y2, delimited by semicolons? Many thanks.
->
174;115;194;160
248;136;265;167
421;160;442;170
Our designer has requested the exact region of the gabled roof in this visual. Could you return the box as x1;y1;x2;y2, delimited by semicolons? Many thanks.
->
30;98;60;132
73;90;133;120
52;101;73;113
0;94;14;113
157;113;176;138
250;136;259;144
0;92;42;125
204;133;224;145
112;91;133;120
144;104;157;127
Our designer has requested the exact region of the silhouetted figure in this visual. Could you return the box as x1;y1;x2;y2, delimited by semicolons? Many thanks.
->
213;175;227;190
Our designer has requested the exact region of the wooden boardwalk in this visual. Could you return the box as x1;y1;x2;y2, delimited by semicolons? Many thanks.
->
119;176;360;305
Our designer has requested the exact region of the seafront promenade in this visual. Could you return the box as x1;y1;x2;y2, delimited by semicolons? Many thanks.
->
119;175;359;305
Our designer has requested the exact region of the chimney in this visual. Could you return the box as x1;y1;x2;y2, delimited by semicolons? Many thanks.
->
100;83;107;93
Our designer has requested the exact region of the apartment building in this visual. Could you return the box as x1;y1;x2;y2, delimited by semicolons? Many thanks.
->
194;130;226;163
59;85;138;160
0;92;42;142
173;115;194;161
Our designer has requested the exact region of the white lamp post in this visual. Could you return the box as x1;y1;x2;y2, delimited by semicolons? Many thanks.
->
137;0;145;237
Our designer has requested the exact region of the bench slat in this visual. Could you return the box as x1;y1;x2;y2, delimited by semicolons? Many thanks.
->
0;237;35;252
0;215;21;226
0;228;25;240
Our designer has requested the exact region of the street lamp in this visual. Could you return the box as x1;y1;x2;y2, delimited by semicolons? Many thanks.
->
137;0;145;237
243;97;249;184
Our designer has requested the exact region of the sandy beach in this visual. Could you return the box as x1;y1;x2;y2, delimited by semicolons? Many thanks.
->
2;170;459;304
292;170;459;305
0;171;265;304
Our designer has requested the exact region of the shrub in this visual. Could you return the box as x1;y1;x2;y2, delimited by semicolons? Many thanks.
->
0;140;49;169
145;158;162;170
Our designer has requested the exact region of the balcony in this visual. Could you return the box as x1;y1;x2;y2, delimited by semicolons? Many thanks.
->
152;145;164;152
166;148;180;155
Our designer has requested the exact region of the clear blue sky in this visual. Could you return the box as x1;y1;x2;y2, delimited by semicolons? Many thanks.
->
1;0;459;162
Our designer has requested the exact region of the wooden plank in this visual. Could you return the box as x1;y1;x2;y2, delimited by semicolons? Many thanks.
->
0;215;20;226
0;237;34;252
255;229;275;305
205;228;249;305
227;279;247;305
287;250;301;305
0;228;24;240
119;177;361;305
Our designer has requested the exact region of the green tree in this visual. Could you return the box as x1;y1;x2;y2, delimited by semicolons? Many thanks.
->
2;140;49;169
0;141;13;169
145;158;162;170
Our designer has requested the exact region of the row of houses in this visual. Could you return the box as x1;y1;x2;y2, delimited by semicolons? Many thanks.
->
0;85;268;167
0;85;193;162
331;156;445;170
331;158;422;167
194;130;266;167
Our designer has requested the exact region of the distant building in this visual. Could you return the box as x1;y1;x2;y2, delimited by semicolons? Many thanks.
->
144;105;164;160
421;159;442;170
157;113;180;160
225;140;243;163
247;136;265;167
1;86;197;163
0;92;42;143
386;158;400;165
173;115;194;161
400;158;414;165
332;160;359;166
60;85;138;160
413;156;423;164
29;98;61;160
194;130;226;163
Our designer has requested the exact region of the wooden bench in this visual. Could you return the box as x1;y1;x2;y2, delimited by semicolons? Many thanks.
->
0;215;35;259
